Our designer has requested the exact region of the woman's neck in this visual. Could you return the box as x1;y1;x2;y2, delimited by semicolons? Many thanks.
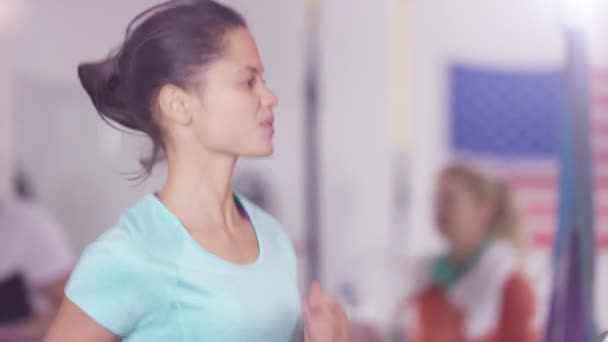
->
450;238;487;268
158;147;241;233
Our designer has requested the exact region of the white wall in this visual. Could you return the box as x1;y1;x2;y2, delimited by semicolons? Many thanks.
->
0;48;13;199
319;0;396;332
12;0;307;252
0;0;21;199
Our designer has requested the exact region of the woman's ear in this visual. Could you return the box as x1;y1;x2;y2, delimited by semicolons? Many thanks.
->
158;84;192;126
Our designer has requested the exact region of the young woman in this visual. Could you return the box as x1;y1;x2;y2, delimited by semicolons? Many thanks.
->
45;1;347;341
407;163;538;342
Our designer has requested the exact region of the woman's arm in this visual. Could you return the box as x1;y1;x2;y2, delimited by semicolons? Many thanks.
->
497;274;538;342
303;283;349;342
43;297;117;342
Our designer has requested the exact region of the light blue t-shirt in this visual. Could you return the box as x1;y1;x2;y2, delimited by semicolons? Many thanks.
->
66;194;301;341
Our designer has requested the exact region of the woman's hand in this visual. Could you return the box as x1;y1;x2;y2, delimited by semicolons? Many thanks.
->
303;282;349;342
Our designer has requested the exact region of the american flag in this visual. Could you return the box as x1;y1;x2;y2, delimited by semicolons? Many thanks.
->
448;64;608;251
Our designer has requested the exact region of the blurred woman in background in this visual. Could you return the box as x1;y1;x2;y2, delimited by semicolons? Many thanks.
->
406;163;537;342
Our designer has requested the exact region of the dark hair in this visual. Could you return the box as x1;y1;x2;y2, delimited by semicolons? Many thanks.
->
77;0;247;177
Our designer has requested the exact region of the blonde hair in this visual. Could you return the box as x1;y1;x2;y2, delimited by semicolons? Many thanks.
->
440;162;525;253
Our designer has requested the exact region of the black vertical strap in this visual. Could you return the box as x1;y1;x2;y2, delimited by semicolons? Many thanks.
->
304;0;321;285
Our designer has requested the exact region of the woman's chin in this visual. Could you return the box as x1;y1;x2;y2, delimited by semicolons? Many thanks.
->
239;144;274;158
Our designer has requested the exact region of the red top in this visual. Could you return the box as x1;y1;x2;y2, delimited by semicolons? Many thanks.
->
410;272;538;342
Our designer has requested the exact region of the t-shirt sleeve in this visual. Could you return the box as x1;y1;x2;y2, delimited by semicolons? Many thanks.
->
65;241;148;337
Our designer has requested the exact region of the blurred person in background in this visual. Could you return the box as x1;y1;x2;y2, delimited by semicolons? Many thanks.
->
45;1;347;341
0;170;74;341
1;2;74;340
404;163;537;342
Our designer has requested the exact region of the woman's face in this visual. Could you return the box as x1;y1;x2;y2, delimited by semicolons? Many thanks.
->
434;175;491;246
182;28;278;158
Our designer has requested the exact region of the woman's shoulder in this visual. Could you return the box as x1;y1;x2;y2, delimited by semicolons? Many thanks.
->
81;224;138;264
85;194;183;259
65;238;157;337
64;196;172;336
502;271;535;305
71;220;149;288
